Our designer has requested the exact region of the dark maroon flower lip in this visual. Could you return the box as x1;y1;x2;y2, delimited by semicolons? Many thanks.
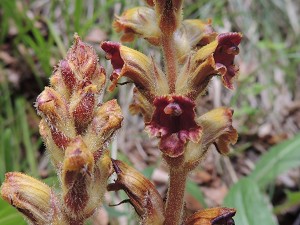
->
101;41;124;70
146;95;202;157
214;32;242;89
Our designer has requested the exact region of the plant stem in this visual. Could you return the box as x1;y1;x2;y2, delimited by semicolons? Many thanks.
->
161;34;177;93
164;168;187;225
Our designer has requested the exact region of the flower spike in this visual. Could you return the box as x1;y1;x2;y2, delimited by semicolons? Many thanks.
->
2;34;123;225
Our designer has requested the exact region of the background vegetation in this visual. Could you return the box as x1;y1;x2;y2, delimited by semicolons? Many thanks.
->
0;0;299;224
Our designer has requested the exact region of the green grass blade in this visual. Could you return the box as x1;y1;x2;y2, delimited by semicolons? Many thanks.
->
16;98;38;177
45;19;67;58
74;0;83;34
2;129;14;178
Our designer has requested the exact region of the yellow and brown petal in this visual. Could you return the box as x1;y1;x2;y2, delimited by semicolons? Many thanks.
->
108;160;164;225
101;41;169;99
113;7;161;45
185;207;236;225
183;107;237;169
175;19;216;62
129;87;154;123
197;107;238;155
146;95;202;157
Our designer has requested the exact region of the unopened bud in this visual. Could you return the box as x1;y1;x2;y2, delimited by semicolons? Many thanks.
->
70;84;97;134
84;99;123;153
1;172;63;225
62;137;94;219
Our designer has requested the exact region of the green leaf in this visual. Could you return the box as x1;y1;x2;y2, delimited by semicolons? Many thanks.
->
224;178;278;225
186;179;207;207
250;133;300;189
0;198;27;225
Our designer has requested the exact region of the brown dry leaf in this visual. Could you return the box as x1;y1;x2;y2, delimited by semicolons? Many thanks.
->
85;28;108;43
202;183;228;205
185;193;203;211
0;51;16;65
190;170;213;184
91;207;109;225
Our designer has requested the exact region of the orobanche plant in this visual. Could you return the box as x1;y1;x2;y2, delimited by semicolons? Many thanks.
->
1;0;242;225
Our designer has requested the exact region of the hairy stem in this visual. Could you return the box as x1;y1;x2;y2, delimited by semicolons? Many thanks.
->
161;34;177;93
164;168;187;225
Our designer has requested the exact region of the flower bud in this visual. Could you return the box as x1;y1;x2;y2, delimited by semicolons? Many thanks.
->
39;119;64;168
61;136;94;219
129;87;154;123
67;34;105;87
36;87;75;149
83;150;113;218
36;87;69;126
185;207;236;225
108;160;165;225
50;66;71;98
83;99;123;153
175;19;216;62
1;172;64;225
69;84;97;134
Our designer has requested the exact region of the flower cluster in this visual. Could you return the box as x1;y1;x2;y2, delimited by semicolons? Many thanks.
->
1;35;123;225
101;0;241;163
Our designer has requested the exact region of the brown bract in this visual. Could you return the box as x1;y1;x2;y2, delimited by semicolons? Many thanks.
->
108;160;165;225
1;172;64;225
185;207;236;225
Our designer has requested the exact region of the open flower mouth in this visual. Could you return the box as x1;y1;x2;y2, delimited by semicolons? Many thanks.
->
214;32;242;89
146;95;202;157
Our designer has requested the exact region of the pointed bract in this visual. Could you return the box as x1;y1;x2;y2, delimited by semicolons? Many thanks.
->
108;160;165;225
185;207;236;225
1;172;65;225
